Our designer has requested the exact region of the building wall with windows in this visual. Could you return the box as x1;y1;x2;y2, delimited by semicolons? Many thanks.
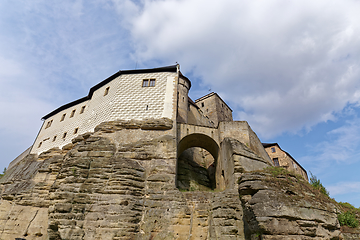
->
195;92;233;126
263;143;308;180
31;70;178;155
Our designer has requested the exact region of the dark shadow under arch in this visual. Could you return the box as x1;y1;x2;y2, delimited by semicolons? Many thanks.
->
177;133;219;160
176;133;220;191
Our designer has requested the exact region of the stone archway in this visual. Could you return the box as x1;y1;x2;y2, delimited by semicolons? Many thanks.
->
176;133;220;191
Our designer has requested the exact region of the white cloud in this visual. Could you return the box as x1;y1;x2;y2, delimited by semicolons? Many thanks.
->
328;181;360;196
112;0;360;138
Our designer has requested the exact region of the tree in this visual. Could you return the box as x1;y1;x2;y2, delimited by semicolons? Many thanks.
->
309;172;329;197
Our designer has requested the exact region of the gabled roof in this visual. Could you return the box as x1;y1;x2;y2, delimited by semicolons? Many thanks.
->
195;92;233;112
262;142;308;176
42;65;181;120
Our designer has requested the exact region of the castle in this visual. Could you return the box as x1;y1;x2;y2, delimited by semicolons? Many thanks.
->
1;65;342;240
30;64;306;182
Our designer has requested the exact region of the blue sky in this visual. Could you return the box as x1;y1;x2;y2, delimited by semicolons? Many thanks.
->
1;0;360;207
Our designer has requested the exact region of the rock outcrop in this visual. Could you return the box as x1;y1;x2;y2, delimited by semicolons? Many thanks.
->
238;170;342;239
0;118;344;239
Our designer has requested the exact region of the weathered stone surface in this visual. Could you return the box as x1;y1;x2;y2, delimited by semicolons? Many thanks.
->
238;171;342;240
0;118;345;240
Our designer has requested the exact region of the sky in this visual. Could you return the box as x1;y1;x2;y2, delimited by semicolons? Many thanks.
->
1;0;360;206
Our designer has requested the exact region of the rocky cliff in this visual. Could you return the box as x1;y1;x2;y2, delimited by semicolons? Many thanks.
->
0;118;344;239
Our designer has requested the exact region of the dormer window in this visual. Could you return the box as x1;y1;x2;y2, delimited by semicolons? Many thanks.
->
142;79;156;87
104;87;110;96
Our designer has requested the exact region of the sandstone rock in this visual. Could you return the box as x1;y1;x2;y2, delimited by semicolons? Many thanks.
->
238;170;342;240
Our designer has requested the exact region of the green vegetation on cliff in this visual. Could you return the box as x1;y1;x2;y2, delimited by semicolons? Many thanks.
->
0;167;6;179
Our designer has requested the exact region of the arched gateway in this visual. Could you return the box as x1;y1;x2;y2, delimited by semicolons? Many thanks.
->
176;133;220;191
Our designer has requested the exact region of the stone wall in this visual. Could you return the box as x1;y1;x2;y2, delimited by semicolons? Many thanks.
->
264;144;308;180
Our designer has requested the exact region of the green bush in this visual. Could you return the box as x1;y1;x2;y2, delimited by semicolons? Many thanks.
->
0;167;6;179
339;202;357;210
266;166;288;177
309;172;329;197
338;211;359;228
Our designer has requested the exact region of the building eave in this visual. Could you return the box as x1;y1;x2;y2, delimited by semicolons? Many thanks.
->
41;65;178;120
195;92;233;112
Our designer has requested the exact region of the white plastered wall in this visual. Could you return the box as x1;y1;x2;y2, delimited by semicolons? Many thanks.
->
31;71;177;155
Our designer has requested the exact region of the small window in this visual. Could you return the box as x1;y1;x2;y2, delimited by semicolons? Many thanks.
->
60;113;66;122
273;158;279;166
142;79;149;87
201;102;204;107
146;105;148;110
45;120;53;129
271;147;276;153
53;136;57;142
38;142;42;148
74;128;79;134
70;109;76;118
104;87;110;96
149;79;155;87
80;106;86;114
63;132;67;139
142;79;156;87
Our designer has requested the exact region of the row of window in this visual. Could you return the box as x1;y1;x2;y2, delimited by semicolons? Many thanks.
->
45;105;86;129
38;127;79;148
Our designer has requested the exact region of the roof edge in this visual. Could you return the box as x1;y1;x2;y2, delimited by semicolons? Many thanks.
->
42;65;178;120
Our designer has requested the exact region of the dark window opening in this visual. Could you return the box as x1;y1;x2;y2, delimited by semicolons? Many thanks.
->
53;136;57;142
74;128;79;134
273;158;279;166
201;102;204;107
60;113;66;122
38;142;42;148
80;106;86;114
104;86;110;96
63;132;67;139
271;147;276;153
70;109;76;118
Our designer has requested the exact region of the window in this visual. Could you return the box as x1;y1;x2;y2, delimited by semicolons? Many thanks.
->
104;87;110;96
149;79;155;87
63;132;67;139
273;158;279;166
146;105;148;110
70;109;76;118
60;113;66;122
271;147;276;153
142;79;156;87
201;102;204;107
80;106;86;114
74;128;79;134
38;142;42;148
53;136;57;142
142;79;149;87
45;120;53;129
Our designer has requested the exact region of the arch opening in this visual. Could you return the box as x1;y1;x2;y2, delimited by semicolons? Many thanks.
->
176;133;219;191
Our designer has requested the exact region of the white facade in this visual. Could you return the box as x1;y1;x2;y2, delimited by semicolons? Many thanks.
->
31;69;177;155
